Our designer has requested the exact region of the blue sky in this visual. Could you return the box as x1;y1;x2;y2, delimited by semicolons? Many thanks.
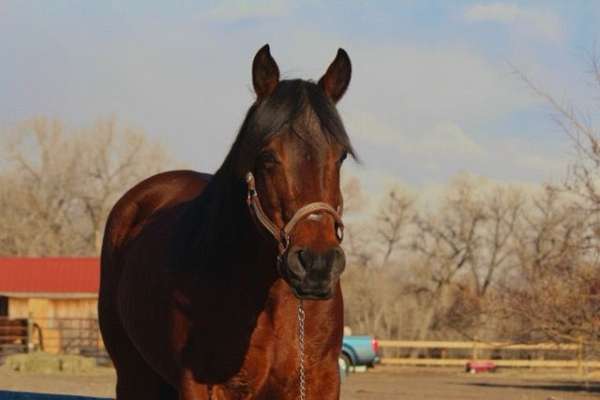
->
3;1;600;194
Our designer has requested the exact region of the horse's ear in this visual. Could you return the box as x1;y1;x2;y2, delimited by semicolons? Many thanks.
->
319;48;352;103
252;44;280;99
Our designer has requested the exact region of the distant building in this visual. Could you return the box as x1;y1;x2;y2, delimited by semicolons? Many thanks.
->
0;258;101;353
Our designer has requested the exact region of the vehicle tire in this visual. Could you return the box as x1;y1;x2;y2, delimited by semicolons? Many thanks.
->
339;353;353;376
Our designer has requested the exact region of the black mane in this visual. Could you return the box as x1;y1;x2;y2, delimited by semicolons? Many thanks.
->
225;79;355;177
172;79;355;272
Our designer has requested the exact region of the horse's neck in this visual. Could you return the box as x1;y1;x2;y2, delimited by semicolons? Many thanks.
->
194;172;340;332
265;280;344;362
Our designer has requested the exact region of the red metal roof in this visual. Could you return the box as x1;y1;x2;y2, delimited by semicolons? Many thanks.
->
0;258;99;294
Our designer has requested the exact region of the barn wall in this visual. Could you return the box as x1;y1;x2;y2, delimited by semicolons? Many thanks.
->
7;297;98;319
7;296;101;353
8;298;29;318
51;299;98;319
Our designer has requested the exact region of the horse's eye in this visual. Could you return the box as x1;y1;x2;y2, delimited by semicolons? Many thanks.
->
338;152;348;165
258;151;279;168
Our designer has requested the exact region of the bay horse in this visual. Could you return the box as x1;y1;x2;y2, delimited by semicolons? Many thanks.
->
99;44;355;399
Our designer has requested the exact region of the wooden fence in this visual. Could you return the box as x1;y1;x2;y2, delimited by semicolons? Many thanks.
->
0;318;28;356
5;317;600;373
0;317;105;360
379;340;600;371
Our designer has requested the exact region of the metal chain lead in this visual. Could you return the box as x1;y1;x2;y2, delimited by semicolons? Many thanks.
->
297;300;306;400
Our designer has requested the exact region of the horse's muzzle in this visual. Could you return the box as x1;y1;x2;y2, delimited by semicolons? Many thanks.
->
282;245;346;300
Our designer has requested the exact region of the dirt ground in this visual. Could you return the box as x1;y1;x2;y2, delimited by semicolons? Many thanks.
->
341;367;600;400
0;366;599;399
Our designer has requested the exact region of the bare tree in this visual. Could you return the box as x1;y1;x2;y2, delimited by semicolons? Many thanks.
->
342;177;524;343
341;175;367;215
343;266;414;339
440;186;523;341
342;183;416;339
0;116;171;256
340;176;374;268
496;188;600;347
410;178;486;347
375;188;414;268
514;57;600;219
470;187;522;298
1;118;83;255
506;57;600;349
73;118;170;253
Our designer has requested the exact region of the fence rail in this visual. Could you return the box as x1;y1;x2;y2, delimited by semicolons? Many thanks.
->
379;340;580;350
379;340;598;371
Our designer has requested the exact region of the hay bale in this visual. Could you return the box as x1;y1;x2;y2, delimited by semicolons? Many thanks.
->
1;352;98;373
3;352;59;373
59;354;97;373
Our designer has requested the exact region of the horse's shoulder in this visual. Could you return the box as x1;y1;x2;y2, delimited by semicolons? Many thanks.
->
105;170;212;250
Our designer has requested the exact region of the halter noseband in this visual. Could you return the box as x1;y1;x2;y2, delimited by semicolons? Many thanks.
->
245;172;344;256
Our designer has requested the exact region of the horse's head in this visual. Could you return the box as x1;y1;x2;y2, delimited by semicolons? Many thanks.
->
241;44;354;300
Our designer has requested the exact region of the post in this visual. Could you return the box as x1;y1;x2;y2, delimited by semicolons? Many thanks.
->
26;312;33;353
577;337;584;377
472;342;478;360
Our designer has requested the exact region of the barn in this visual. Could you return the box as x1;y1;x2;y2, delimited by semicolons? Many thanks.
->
0;258;101;354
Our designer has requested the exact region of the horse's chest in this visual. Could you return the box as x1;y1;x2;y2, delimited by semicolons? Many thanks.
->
243;319;305;396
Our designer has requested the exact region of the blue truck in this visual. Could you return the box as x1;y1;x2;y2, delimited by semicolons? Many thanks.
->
339;335;379;375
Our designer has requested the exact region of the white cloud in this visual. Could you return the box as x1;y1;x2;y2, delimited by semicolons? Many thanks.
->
344;43;538;128
465;3;564;42
481;135;569;185
345;112;398;145
422;122;484;158
346;113;483;159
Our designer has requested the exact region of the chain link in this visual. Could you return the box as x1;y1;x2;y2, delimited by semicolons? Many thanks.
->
297;300;306;400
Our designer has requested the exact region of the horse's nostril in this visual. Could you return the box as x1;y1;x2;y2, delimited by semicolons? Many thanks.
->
297;249;313;270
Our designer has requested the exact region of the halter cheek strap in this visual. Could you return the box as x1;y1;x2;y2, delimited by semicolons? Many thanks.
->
245;172;344;255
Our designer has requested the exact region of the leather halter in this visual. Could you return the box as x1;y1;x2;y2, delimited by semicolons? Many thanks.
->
245;172;344;256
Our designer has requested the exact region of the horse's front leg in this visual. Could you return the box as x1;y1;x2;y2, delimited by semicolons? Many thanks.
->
307;358;342;400
179;370;213;400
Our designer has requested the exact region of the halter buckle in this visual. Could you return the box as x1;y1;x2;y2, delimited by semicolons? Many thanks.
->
335;223;344;242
